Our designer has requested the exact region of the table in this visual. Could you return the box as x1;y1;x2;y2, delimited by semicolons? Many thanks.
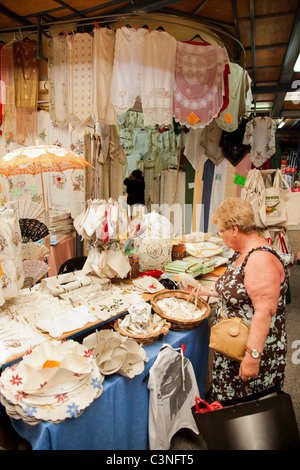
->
9;324;209;450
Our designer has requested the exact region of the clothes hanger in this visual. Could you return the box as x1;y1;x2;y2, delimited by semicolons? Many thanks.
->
189;33;209;43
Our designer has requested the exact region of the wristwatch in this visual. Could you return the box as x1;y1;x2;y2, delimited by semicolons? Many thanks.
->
246;347;262;359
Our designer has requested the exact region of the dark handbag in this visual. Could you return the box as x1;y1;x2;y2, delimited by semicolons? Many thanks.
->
192;388;300;450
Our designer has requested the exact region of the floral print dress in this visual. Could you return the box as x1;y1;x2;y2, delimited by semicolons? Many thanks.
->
212;246;288;401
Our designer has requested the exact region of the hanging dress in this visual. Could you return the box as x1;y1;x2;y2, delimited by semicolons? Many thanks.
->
212;246;288;401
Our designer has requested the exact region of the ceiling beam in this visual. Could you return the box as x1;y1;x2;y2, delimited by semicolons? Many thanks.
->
252;84;300;94
54;0;87;19
272;3;300;118
0;5;32;26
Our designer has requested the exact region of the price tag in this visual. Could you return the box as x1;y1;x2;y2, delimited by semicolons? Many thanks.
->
225;113;232;123
233;174;246;186
186;112;200;126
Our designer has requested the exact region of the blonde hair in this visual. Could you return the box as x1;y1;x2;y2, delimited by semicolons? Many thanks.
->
212;197;257;234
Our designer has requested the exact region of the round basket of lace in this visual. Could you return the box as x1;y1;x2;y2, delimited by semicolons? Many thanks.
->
151;290;210;330
113;319;171;346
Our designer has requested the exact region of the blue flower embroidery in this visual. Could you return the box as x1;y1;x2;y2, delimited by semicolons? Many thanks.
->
91;377;102;390
24;405;37;417
66;402;80;418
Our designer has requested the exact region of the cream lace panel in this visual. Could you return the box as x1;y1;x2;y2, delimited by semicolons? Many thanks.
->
173;42;229;128
48;36;70;129
142;30;177;126
68;33;93;124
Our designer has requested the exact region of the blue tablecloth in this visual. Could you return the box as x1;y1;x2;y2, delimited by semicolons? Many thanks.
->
9;323;209;450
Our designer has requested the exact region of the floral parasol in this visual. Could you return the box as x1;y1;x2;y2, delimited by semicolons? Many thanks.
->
0;145;93;177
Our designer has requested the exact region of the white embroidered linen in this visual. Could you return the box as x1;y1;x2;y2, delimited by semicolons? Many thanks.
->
68;33;93;124
48;35;70;128
184;128;207;171
243;116;277;168
110;27;147;115
142;30;177;126
93;28;117;125
216;62;252;132
0;208;23;301
173;42;229;128
148;345;199;450
199;120;225;165
36;305;92;338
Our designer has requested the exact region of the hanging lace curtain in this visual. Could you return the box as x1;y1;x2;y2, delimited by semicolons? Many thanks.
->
67;33;93;124
142;30;177;126
93;27;117;125
173;42;229;128
110;26;147;115
1;42;17;141
48;35;70;128
12;39;39;140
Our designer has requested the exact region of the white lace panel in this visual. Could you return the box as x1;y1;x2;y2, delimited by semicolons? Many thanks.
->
142;30;177;126
68;33;93;124
93;28;117;125
110;27;147;115
173;42;229;128
48;36;70;128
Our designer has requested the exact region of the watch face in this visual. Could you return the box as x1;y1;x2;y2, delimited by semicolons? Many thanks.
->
251;350;260;359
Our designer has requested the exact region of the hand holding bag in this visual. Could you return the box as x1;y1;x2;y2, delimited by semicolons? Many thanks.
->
209;304;250;362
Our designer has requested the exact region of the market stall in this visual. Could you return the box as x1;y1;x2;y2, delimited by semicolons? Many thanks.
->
0;13;299;452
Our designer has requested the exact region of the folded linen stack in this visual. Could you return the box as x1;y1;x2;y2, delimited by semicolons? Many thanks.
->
48;210;74;234
0;340;103;425
132;276;165;294
164;257;216;277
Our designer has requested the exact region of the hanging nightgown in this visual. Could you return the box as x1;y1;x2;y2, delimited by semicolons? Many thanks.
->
212;246;288;401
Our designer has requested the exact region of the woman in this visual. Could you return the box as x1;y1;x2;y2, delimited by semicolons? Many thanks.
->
124;169;145;215
189;198;288;401
291;181;300;192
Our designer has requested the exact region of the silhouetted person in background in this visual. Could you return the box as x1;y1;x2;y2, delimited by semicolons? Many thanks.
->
124;169;145;216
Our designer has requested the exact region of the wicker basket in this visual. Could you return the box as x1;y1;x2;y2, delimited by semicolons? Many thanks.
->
150;290;210;330
113;319;171;346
